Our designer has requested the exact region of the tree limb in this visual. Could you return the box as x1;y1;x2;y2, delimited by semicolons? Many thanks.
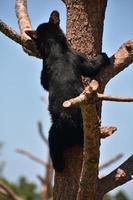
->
37;121;48;145
15;0;38;56
99;40;133;88
16;148;47;166
63;88;133;108
0;19;40;58
0;0;40;58
63;80;99;108
15;0;32;35
0;182;23;200
97;155;133;197
98;93;133;102
0;19;22;44
112;40;133;77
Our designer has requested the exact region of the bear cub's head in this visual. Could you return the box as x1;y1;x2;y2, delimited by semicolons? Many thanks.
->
25;11;69;58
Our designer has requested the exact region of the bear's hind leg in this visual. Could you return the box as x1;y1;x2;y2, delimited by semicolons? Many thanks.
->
49;124;65;172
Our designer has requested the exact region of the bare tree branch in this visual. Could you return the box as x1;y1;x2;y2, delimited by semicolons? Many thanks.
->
37;122;48;145
63;80;99;108
99;40;133;88
63;88;133;108
16;148;47;166
98;93;133;102
15;0;38;56
97;155;133;197
99;153;123;170
0;0;40;57
15;0;32;35
0;20;22;44
0;182;23;200
0;187;7;195
112;40;133;78
0;19;40;58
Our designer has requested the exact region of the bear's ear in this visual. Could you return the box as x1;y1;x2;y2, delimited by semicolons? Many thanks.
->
25;30;38;40
49;10;60;26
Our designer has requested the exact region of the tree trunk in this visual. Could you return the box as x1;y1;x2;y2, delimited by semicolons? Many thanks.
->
66;0;107;57
53;0;107;199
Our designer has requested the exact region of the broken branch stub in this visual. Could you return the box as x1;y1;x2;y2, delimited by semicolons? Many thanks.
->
63;80;99;108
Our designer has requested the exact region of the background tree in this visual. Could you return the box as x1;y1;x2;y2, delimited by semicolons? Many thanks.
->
0;122;52;200
0;176;39;200
0;0;133;200
103;191;129;200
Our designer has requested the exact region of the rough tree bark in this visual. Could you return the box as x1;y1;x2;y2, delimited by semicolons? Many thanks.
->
0;0;133;200
54;1;108;199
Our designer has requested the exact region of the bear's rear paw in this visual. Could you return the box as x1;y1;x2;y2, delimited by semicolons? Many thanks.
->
51;153;65;172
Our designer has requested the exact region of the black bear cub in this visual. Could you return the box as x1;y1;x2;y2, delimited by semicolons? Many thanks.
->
26;11;110;172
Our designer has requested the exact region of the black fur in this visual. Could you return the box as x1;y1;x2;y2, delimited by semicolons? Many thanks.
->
28;11;110;171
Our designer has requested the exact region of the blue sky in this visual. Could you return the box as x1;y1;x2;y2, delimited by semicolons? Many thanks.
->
0;0;133;197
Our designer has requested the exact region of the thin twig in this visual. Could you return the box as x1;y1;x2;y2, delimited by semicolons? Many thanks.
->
16;148;47;166
37;122;48;145
99;154;123;170
98;93;133;102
